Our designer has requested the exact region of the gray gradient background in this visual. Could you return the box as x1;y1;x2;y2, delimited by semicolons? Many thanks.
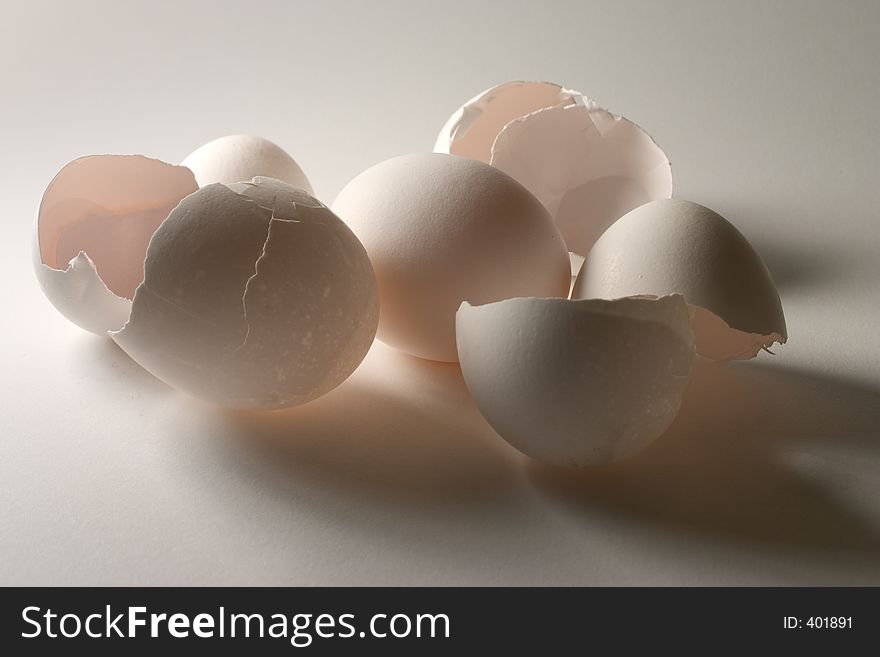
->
2;0;879;584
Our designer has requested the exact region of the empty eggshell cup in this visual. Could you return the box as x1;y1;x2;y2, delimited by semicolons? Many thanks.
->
436;80;673;272
456;295;696;466
34;154;199;334
112;178;379;410
34;150;379;410
573;199;786;362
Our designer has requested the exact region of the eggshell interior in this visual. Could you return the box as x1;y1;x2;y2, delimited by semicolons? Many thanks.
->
332;153;571;362
573;199;786;361
456;295;696;466
181;134;313;194
434;81;578;161
111;178;378;410
34;155;198;333
435;81;673;272
32;249;133;335
491;99;673;259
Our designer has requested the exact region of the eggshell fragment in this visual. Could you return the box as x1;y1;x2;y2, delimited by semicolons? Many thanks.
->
492;99;673;261
573;199;786;361
332;153;571;362
111;178;378;410
181;134;313;194
34;155;198;334
436;81;672;271
456;295;695;466
434;81;579;161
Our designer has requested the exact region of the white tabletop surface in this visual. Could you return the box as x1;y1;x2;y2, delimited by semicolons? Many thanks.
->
2;0;879;585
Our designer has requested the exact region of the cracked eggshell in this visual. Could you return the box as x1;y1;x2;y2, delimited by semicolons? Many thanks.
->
34;155;199;334
434;81;579;160
456;295;695;466
436;81;672;271
111;177;379;410
181;135;313;195
573;199;786;362
331;153;570;362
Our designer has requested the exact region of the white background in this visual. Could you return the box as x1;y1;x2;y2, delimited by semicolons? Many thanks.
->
2;0;879;584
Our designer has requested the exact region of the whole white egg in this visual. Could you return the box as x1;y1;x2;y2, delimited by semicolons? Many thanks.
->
332;153;571;362
182;134;313;194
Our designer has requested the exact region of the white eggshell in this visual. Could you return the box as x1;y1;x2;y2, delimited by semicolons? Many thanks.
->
436;81;673;271
434;81;579;160
111;178;378;410
491;99;673;259
573;199;786;361
456;295;696;466
181;134;313;194
331;153;571;362
34;155;199;334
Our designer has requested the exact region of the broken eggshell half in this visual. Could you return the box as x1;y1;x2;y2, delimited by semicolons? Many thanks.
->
456;295;695;466
111;177;379;411
181;134;313;195
434;81;579;160
34;154;199;334
435;81;673;272
572;199;786;362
